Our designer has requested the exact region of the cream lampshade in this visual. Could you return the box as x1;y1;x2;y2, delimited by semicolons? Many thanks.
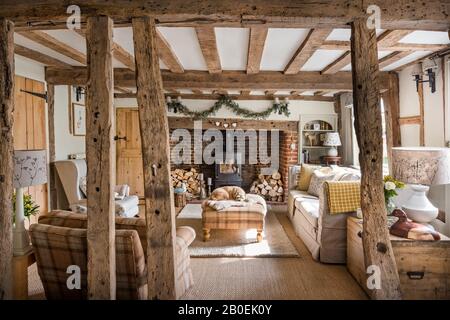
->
392;147;450;225
13;149;47;256
323;132;341;157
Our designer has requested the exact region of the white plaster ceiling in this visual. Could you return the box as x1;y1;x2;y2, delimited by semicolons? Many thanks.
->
260;28;310;71
399;31;450;44
301;49;346;71
13;27;450;93
215;27;249;70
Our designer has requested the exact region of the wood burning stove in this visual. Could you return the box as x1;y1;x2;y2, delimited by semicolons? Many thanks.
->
214;155;243;188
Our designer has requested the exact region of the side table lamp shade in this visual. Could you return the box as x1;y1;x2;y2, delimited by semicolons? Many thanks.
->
323;132;341;157
392;147;450;225
13;149;48;256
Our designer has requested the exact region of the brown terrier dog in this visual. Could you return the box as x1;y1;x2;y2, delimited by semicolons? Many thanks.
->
390;209;440;241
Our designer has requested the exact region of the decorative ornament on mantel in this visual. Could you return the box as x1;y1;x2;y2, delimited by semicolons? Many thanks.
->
166;95;290;120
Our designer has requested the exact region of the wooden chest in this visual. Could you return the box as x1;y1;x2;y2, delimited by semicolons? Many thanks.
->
347;217;450;300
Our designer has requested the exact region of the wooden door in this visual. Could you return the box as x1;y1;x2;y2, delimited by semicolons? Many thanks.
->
116;108;144;197
13;75;48;221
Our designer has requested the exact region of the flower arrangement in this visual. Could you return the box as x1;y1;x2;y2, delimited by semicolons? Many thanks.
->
12;193;40;223
383;175;405;214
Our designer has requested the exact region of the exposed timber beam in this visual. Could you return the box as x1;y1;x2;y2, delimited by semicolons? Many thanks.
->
45;68;393;91
196;26;221;74
3;1;450;31
321;51;351;74
156;29;184;73
14;44;72;67
377;30;414;47
350;18;402;300
85;15;116;300
112;43;135;71
0;17;15;300
378;51;413;69
17;30;86;64
320;40;450;52
74;28;136;71
246;27;268;74
284;29;332;74
114;92;335;102
132;16;177;299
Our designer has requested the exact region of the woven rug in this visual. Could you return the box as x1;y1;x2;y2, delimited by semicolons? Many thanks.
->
177;204;299;258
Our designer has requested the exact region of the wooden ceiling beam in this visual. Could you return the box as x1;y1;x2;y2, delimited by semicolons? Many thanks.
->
112;43;135;71
378;51;413;69
240;90;251;95
156;29;184;73
196;26;221;74
14;44;72;67
246;27;268;74
320;40;450;52
17;30;86;64
284;28;332;74
377;30;414;47
3;1;450;31
46;67;392;91
114;92;335;102
321;51;351;74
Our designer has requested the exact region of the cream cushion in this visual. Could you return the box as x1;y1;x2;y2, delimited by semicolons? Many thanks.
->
307;170;335;197
294;197;320;227
297;164;322;191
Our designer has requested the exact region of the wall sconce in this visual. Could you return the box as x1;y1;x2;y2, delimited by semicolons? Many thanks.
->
411;60;437;94
215;121;221;127
166;96;172;103
231;122;237;128
223;123;229;128
75;86;85;102
274;97;280;104
290;143;296;150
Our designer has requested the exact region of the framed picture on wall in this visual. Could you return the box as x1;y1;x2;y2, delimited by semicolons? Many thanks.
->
68;86;86;134
72;103;86;136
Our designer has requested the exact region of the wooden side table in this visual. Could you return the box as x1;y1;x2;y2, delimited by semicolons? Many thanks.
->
13;250;35;300
322;156;342;165
347;217;450;299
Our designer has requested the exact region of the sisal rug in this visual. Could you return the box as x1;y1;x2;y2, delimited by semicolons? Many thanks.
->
177;204;299;258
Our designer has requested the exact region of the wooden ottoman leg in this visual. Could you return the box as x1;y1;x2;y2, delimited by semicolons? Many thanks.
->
257;229;263;242
203;228;211;241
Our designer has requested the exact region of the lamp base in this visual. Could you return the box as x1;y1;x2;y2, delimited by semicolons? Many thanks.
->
13;227;32;256
401;184;438;224
327;147;338;157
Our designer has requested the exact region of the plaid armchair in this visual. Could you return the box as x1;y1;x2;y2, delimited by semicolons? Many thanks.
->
30;210;195;299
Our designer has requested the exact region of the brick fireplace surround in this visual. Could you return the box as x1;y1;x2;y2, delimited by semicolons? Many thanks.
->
169;122;298;202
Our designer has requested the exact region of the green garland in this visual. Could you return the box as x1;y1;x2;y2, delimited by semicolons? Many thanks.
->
167;95;290;120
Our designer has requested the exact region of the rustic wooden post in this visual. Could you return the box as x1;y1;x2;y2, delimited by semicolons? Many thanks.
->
382;73;401;173
46;84;57;210
0;17;14;300
85;15;116;300
132;16;177;300
350;18;402;300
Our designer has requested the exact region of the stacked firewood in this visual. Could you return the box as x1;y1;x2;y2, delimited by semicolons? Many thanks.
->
249;171;284;202
170;168;200;196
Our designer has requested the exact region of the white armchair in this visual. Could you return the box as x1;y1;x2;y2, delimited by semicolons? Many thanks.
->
54;160;139;218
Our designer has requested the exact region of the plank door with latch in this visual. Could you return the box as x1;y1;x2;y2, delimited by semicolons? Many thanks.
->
116;108;144;198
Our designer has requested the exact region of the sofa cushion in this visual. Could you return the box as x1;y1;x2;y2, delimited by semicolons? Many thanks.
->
297;164;321;191
294;197;320;227
307;170;335;197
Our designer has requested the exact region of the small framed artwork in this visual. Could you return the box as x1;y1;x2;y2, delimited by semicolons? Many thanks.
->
72;103;86;136
313;123;321;131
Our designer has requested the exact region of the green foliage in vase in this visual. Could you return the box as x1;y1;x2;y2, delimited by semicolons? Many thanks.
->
12;193;40;222
383;175;405;204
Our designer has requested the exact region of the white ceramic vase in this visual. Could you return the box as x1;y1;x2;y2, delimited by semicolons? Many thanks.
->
401;184;438;223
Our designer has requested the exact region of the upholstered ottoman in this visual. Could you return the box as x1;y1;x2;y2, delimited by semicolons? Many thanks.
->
201;194;267;242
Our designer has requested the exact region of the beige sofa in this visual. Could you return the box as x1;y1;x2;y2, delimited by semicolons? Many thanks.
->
287;165;360;264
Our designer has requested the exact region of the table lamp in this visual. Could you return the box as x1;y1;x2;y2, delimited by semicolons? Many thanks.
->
13;149;47;256
323;132;341;157
392;147;450;226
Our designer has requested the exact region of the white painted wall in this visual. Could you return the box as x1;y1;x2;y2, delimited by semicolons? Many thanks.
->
114;98;335;120
54;85;86;160
15;55;46;82
398;60;447;147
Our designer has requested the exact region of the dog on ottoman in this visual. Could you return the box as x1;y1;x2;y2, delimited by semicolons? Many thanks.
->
202;186;267;242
